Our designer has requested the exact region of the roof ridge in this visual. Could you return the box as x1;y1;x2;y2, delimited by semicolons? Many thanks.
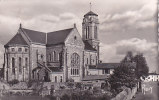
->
22;28;46;34
47;27;73;34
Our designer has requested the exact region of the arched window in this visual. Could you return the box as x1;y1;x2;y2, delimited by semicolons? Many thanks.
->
57;53;60;61
94;26;97;39
12;57;15;74
71;53;80;75
49;54;51;61
53;51;56;61
19;57;22;73
25;57;28;70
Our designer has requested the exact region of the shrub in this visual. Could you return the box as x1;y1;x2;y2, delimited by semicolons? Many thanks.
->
61;94;70;100
27;79;37;87
67;82;74;89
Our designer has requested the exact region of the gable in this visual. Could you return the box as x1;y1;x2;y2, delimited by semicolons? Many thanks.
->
5;33;28;47
65;28;84;47
47;28;73;46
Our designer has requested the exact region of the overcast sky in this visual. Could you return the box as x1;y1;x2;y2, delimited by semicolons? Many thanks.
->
0;0;158;73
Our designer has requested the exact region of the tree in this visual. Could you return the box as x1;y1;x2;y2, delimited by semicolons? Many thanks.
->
133;53;149;79
109;63;137;93
121;51;134;63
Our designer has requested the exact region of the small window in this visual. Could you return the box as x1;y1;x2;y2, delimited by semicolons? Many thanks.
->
18;48;22;52
11;48;15;52
55;76;57;82
25;48;28;52
60;76;62;82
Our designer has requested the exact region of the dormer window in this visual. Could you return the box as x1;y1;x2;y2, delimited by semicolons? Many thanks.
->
18;48;22;52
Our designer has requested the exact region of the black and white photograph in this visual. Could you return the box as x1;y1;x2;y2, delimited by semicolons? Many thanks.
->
0;0;158;100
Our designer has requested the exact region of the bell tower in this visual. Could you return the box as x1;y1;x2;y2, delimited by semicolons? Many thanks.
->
82;3;100;60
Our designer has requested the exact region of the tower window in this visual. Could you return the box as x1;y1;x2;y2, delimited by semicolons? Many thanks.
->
94;26;97;39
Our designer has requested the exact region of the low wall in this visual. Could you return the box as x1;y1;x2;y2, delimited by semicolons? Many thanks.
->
111;87;137;100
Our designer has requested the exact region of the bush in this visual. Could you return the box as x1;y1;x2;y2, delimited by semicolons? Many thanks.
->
27;80;37;87
8;79;19;85
61;94;70;100
67;78;74;82
67;82;74;89
46;95;56;100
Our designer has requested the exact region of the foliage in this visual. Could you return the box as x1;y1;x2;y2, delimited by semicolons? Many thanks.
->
27;80;37;87
46;95;56;100
61;94;70;100
108;63;138;93
8;79;19;86
66;78;74;82
67;82;74;89
75;82;82;89
133;53;149;78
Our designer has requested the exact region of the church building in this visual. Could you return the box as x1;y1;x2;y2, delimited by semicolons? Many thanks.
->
3;10;111;82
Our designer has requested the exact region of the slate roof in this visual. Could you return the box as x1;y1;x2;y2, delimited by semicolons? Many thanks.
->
83;40;97;51
82;75;109;81
97;63;120;69
47;28;73;45
84;11;98;17
5;33;28;46
22;28;46;44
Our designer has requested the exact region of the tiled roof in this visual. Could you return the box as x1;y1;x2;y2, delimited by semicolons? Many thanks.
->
5;33;28;46
83;40;97;51
97;63;120;69
22;28;46;44
48;67;63;72
84;11;98;17
82;75;109;81
47;28;73;45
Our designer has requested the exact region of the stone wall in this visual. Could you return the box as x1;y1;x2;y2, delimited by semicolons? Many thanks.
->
111;87;137;100
29;44;46;80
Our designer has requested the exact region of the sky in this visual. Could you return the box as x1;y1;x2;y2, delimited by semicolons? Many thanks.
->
0;0;158;73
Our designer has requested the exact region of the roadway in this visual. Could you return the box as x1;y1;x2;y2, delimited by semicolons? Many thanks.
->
132;82;159;100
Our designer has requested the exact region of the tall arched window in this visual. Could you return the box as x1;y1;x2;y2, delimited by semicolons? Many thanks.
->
53;51;56;61
25;57;28;70
71;53;80;76
19;57;22;73
12;57;15;74
94;26;97;39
